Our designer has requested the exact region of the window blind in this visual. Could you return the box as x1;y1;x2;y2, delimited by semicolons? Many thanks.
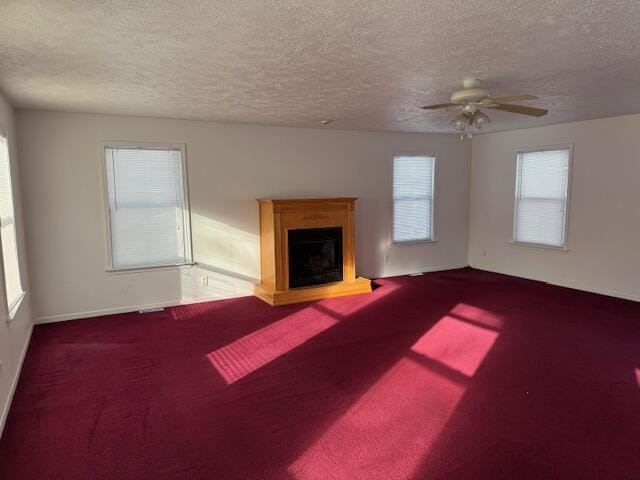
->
514;148;570;247
0;135;23;312
105;147;191;269
393;156;435;243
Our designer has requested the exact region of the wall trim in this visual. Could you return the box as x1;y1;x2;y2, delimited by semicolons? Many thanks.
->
469;263;640;303
0;323;33;438
374;263;469;279
34;295;247;324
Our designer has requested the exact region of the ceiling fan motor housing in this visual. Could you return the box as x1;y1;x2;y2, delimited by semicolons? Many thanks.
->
450;88;490;105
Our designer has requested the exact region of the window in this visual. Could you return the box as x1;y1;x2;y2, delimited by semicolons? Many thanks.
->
392;155;435;243
0;134;24;316
514;147;571;248
103;145;192;270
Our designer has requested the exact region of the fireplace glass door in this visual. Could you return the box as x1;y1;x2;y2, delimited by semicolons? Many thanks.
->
288;227;343;288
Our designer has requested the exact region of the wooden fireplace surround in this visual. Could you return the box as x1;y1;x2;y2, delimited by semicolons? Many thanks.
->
254;198;372;306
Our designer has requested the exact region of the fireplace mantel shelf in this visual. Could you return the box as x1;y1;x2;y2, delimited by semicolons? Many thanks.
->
254;198;371;306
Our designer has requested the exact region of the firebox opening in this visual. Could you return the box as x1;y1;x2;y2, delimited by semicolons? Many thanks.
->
288;227;343;288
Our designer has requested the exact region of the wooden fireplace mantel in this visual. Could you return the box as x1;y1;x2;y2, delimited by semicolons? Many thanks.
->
254;198;372;305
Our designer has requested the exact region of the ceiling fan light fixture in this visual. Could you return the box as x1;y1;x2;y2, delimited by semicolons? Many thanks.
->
473;110;491;129
451;113;469;131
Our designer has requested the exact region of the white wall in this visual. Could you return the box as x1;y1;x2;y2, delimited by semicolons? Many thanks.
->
17;110;471;322
0;93;33;433
469;114;640;301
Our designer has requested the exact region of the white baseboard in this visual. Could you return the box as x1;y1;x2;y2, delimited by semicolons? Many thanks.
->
0;323;33;438
544;280;640;303
34;294;247;325
419;263;470;274
373;263;469;279
468;263;640;303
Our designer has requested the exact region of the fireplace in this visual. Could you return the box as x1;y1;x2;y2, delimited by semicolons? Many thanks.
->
254;198;371;305
288;227;343;288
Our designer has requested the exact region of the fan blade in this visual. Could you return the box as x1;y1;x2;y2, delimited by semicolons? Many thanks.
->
486;94;538;103
401;104;461;122
487;103;548;117
421;103;456;110
399;112;428;122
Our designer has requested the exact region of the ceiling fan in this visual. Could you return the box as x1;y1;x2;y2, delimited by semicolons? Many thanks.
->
419;78;548;139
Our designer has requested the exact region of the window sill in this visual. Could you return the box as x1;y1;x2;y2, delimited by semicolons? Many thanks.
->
509;240;569;252
106;262;196;275
7;291;26;322
392;239;438;246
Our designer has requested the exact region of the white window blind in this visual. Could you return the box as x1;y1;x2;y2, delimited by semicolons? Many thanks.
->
514;148;570;247
393;155;435;243
0;134;23;314
104;146;192;269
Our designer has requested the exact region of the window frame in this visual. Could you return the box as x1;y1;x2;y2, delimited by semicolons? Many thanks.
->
0;127;25;320
511;143;573;251
390;153;438;246
99;141;194;272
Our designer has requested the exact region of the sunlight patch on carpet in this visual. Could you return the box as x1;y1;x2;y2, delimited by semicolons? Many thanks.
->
207;280;401;384
289;309;499;480
449;303;505;330
288;356;466;480
207;307;338;384
411;315;499;377
313;280;401;319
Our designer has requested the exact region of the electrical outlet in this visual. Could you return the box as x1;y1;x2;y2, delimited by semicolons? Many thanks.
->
202;276;209;287
384;254;390;264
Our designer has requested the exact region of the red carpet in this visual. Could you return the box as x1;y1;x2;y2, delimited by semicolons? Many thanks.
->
1;268;639;479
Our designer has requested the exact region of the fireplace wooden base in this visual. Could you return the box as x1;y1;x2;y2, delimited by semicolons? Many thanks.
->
254;277;371;306
254;198;372;306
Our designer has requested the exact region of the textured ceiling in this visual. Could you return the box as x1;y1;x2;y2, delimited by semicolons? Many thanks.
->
1;0;640;133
